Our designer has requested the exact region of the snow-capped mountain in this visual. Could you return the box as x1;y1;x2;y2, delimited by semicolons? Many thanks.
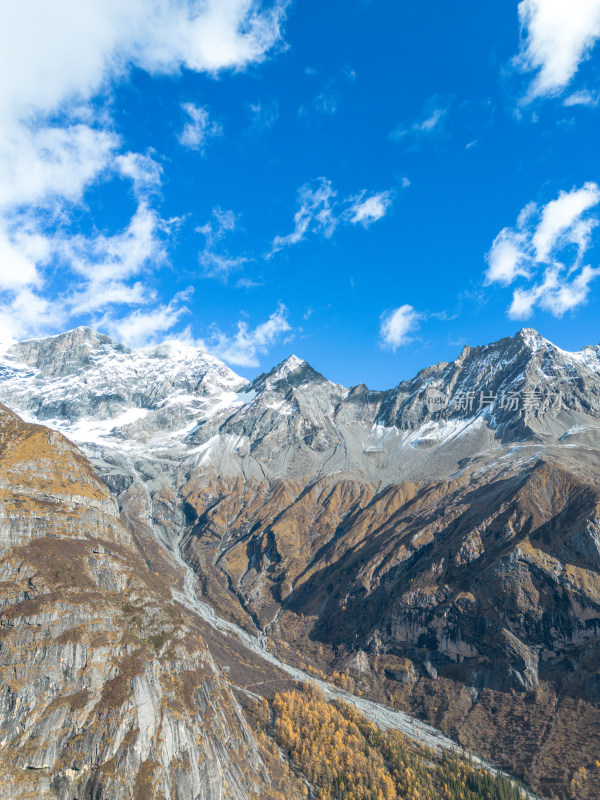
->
0;326;248;454
179;326;600;482
377;327;600;436
1;325;600;484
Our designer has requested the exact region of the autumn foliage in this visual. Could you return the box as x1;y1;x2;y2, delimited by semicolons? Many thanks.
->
271;686;526;800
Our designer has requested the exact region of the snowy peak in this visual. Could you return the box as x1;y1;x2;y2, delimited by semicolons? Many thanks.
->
479;327;599;371
516;326;550;351
4;327;246;398
5;326;118;377
252;354;330;393
277;353;309;375
0;328;248;452
454;328;551;364
375;327;600;443
446;328;599;390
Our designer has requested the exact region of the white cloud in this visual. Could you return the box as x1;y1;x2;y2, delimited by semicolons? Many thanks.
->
0;200;172;344
0;0;287;344
207;303;290;366
507;287;538;320
485;183;600;318
312;93;339;116
347;191;393;227
271;178;392;254
200;250;247;280
564;88;600;107
0;212;63;345
197;207;247;280
0;288;64;347
236;277;263;289
60;203;170;315
0;223;49;291
417;108;446;132
101;291;192;348
379;305;421;350
68;204;167;284
509;264;600;318
0;123;119;211
178;103;223;151
515;0;600;100
0;1;287;123
540;264;600;314
485;230;530;286
306;67;356;117
271;179;338;253
389;99;447;142
0;0;286;207
532;182;600;260
116;151;163;197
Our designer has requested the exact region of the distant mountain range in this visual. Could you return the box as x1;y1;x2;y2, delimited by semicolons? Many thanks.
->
2;325;600;482
2;325;600;798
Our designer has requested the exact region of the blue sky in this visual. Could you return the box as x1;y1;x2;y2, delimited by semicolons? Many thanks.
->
1;1;600;388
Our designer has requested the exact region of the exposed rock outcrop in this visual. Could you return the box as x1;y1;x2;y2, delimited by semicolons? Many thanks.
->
0;403;284;800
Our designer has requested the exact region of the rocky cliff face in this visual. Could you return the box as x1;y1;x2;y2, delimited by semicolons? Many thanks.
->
0;402;286;800
2;325;600;798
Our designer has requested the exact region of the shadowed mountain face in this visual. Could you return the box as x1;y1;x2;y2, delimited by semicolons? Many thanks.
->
179;458;600;690
2;326;600;797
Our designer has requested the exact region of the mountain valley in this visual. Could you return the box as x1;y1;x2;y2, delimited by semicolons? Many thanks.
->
2;326;600;798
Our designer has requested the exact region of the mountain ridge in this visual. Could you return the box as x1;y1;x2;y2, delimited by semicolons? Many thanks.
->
4;322;599;391
2;325;600;797
3;323;599;486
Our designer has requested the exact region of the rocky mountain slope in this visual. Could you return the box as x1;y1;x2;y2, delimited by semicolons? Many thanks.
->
0;400;534;800
0;401;295;800
2;325;600;797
